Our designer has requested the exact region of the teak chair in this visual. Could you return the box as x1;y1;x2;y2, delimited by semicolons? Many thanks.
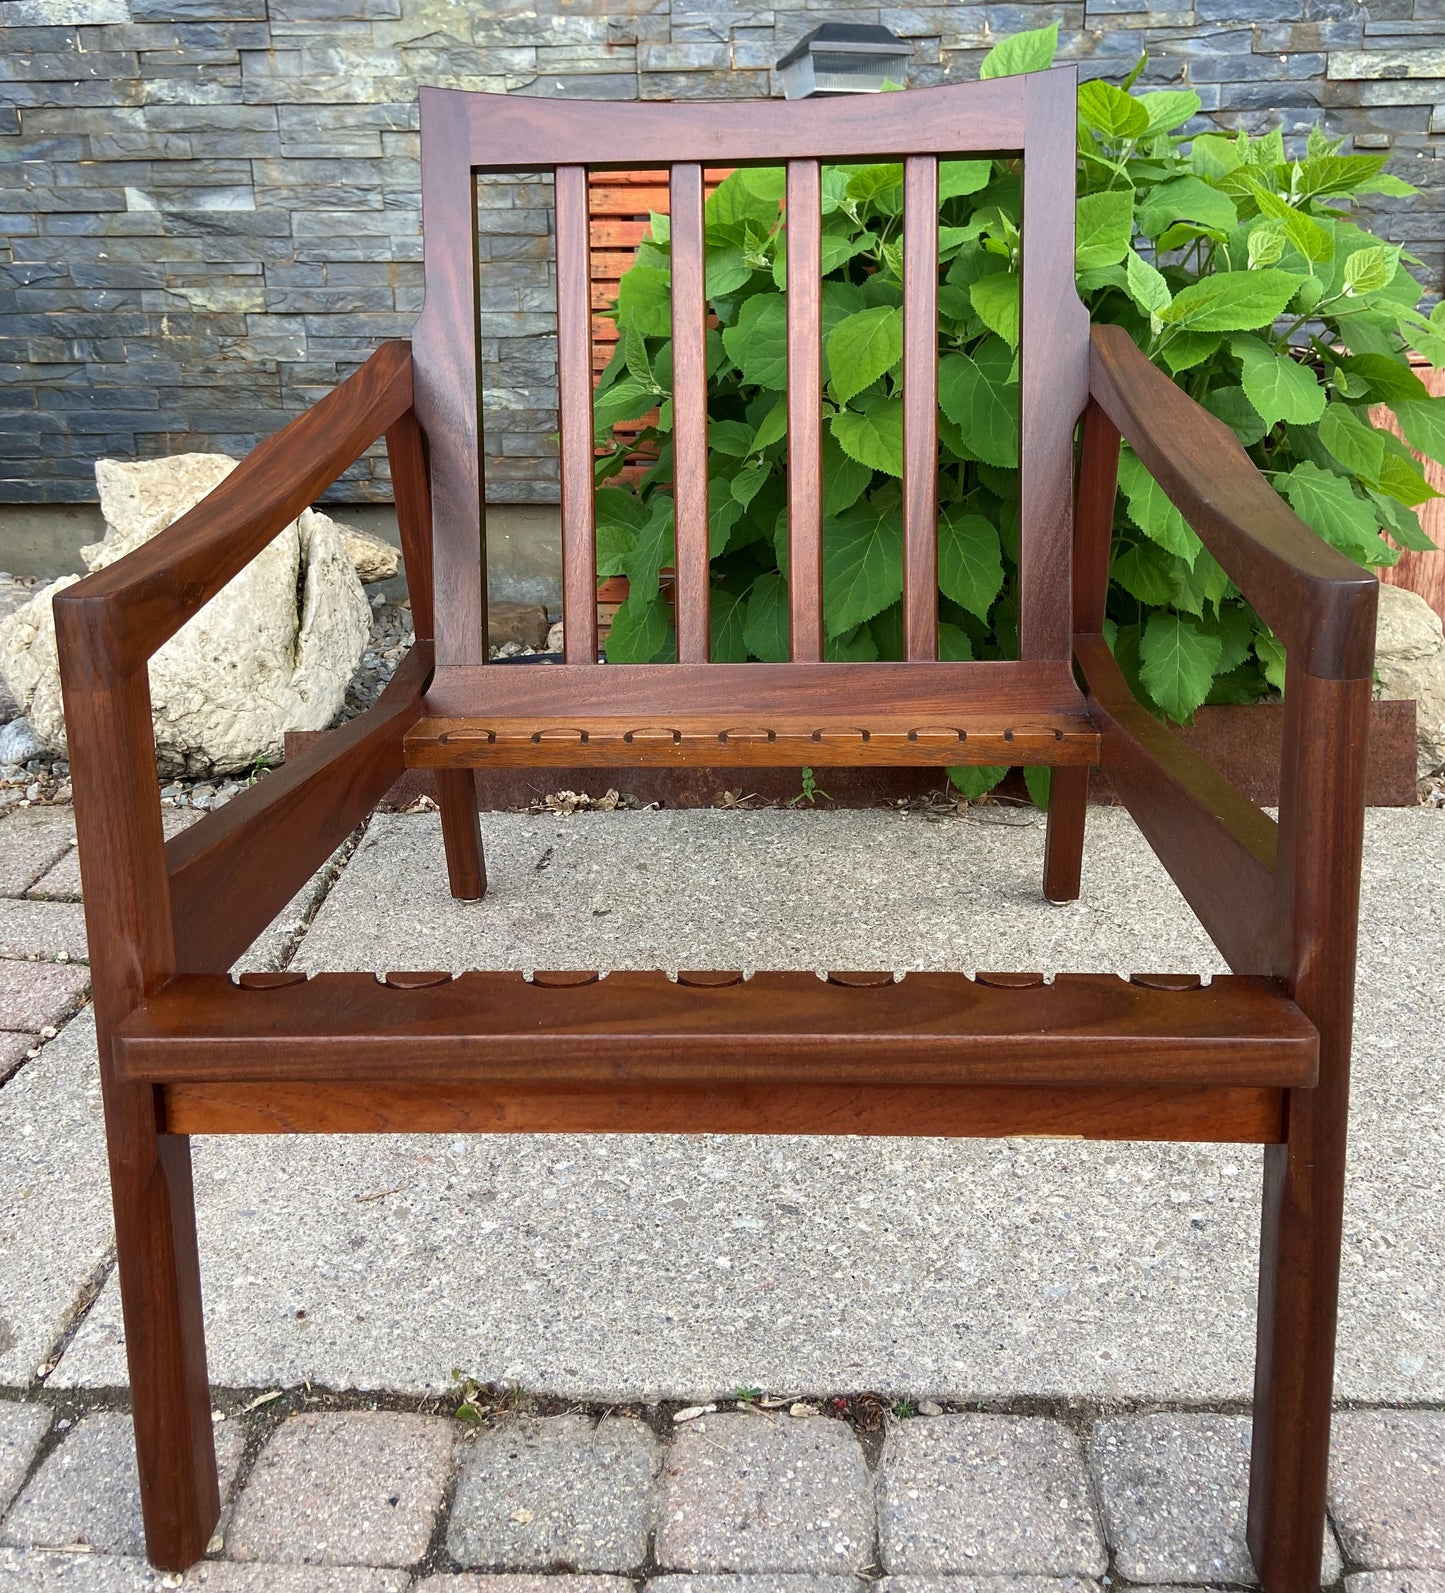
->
54;70;1376;1589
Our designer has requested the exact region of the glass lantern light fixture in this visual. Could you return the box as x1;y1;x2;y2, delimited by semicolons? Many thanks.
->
775;23;912;99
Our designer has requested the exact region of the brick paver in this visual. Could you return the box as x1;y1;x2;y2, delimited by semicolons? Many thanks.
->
0;1411;245;1558
0;900;88;963
228;1410;455;1569
1090;1413;1341;1585
0;809;74;898
419;1577;637;1593
0;958;88;1033
24;809;197;904
653;1578;865;1593
1330;1411;1445;1569
447;1414;658;1573
878;1414;1104;1576
1346;1575;1445;1593
0;1550;410;1590
657;1412;872;1574
0;1402;49;1521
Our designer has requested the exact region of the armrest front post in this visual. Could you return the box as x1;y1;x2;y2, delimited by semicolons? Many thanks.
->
56;660;219;1568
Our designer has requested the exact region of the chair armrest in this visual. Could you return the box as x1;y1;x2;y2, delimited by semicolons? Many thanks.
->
54;341;414;692
1088;323;1378;680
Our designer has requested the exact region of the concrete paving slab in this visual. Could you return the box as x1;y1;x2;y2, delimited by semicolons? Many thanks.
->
0;1033;35;1088
877;1413;1104;1576
0;1412;245;1557
878;1580;1099;1593
0;901;89;963
447;1414;658;1572
0;1401;49;1520
226;1410;456;1569
0;1011;114;1389
47;808;1445;1406
0;1549;168;1592
656;1412;871;1573
1329;1410;1445;1569
0;959;88;1033
0;808;74;897
1089;1412;1340;1583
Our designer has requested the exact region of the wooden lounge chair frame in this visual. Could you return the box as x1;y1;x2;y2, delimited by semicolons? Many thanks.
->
54;69;1377;1590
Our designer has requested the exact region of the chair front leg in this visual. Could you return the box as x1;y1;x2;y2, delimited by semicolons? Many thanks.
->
63;672;218;1569
1043;766;1090;902
1247;668;1371;1593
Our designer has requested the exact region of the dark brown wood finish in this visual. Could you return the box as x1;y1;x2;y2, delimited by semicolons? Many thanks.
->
1042;397;1120;903
1249;668;1374;1592
670;161;711;663
1018;72;1090;662
556;163;600;665
115;969;1318;1089
51;664;219;1572
902;155;940;661
163;1080;1287;1144
785;158;824;660
53;72;1376;1591
415;89;487;666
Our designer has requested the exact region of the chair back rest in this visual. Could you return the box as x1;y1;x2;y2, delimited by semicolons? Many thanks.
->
412;71;1089;674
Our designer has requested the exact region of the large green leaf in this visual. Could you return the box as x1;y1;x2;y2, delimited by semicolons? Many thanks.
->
969;272;1020;349
822;486;904;637
1117;451;1200;563
1318;403;1386;482
615;266;672;336
705;245;754;298
1075;190;1135;272
708;476;744;557
826;305;904;405
1280;462;1383;559
1078;78;1150;141
940;160;992;201
979;19;1058;78
1158;268;1304;334
830;395;905;477
721;292;789;390
709;584;750;662
742;572;789;661
705;169;781;235
606;592;673;663
1138;612;1222;721
1230;336;1325;427
1135;89;1201;137
937;343;1018;468
1124;249;1172;317
1136;175;1237;240
591;375;658;438
1394;397;1445;467
821;432;874;517
947;765;1009;799
1249;188;1334;268
937;509;1003;620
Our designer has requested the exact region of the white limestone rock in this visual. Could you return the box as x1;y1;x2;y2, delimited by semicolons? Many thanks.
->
337;520;400;583
1375;580;1445;777
0;454;372;777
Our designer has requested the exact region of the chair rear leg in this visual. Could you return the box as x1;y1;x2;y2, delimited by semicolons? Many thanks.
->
1043;765;1089;903
106;1074;219;1571
437;767;487;900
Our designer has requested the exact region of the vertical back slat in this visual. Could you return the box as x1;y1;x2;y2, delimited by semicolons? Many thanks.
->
413;88;486;668
556;163;599;665
902;155;939;661
785;159;824;661
1019;71;1090;661
670;162;709;663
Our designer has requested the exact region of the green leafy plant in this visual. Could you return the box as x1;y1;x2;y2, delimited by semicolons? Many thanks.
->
593;20;1443;798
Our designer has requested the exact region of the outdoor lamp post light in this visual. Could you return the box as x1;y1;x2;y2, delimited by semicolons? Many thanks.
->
775;23;912;99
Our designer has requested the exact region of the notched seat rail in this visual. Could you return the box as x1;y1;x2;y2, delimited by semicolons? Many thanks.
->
116;968;1317;1090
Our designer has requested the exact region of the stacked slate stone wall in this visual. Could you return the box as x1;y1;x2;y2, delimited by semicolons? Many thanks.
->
1;0;1441;506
